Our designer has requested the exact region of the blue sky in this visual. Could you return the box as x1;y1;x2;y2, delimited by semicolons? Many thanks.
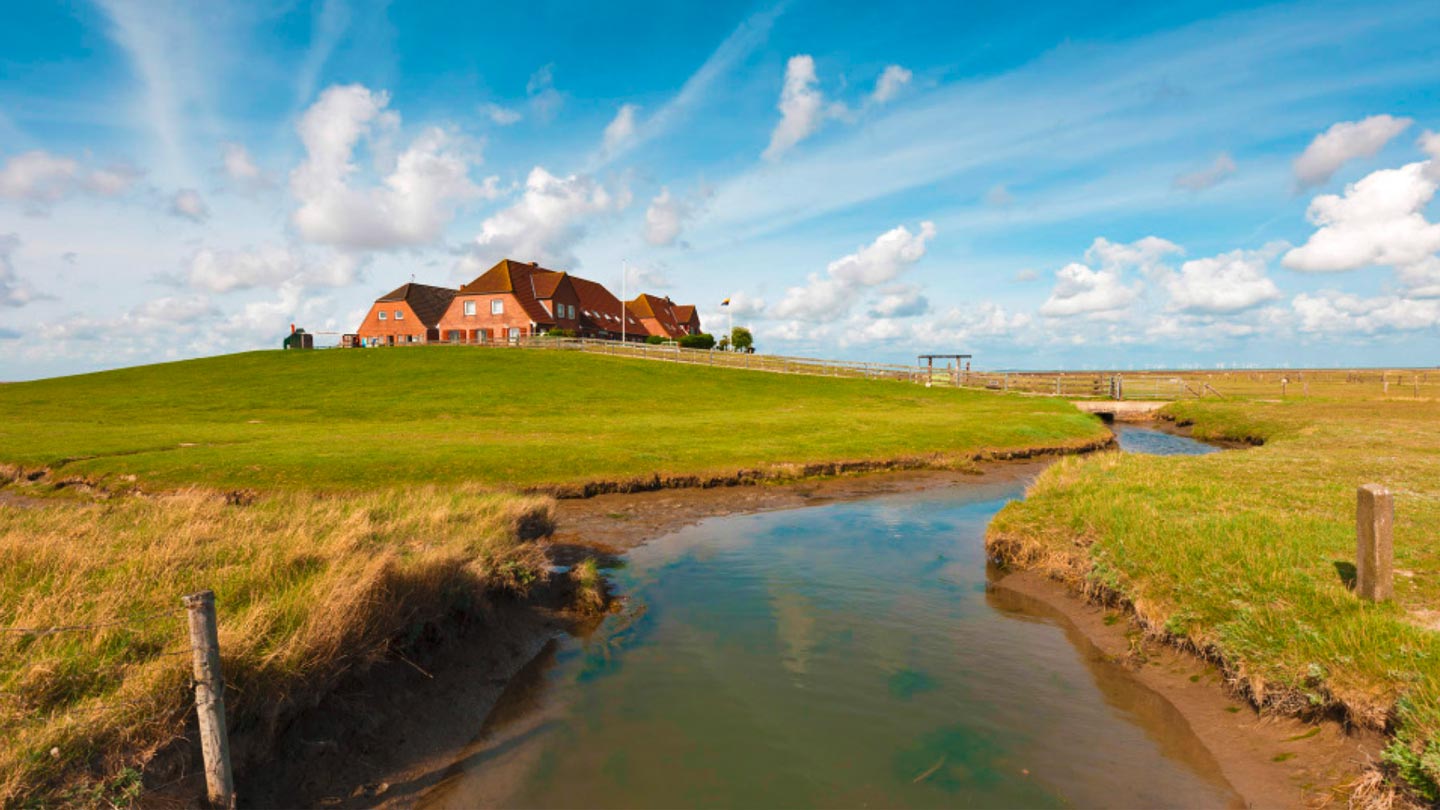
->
2;0;1439;379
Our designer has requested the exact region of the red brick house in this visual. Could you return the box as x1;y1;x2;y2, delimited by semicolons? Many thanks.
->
627;293;691;340
436;259;582;343
355;258;701;346
356;283;456;346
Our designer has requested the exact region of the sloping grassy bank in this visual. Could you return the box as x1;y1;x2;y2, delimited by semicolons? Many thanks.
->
0;481;552;806
0;348;1106;804
987;397;1440;801
0;348;1105;492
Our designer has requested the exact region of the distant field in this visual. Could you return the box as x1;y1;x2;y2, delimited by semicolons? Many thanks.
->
0;347;1106;491
988;396;1440;800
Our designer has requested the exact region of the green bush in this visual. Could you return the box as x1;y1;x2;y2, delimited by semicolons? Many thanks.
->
544;328;576;338
645;335;666;345
679;333;716;350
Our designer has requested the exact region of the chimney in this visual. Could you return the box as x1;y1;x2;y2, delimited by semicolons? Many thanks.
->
290;323;295;334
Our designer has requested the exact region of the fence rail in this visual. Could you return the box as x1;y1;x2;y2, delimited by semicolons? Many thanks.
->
368;336;1438;401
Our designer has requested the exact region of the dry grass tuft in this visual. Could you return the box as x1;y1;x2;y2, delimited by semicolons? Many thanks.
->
0;485;553;806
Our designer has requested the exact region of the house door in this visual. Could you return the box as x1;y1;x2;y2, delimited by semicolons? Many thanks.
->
508;327;520;344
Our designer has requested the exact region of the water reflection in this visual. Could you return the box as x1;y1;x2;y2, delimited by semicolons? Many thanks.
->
421;462;1238;809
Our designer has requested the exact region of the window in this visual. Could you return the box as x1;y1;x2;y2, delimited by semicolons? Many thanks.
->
568;304;576;319
464;300;476;316
491;299;504;315
394;309;404;320
377;310;387;320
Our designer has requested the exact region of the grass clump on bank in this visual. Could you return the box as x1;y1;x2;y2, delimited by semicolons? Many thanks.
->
0;483;552;805
987;396;1440;798
0;348;1105;492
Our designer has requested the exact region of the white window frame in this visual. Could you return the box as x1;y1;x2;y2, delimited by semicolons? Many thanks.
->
491;299;504;315
378;310;387;321
394;309;404;320
464;300;477;316
568;304;576;319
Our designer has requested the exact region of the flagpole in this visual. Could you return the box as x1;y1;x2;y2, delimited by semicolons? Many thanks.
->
621;259;627;344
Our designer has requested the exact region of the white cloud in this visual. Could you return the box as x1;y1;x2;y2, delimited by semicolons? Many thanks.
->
169;188;209;222
764;55;832;161
602;104;640;154
1013;268;1039;282
1173;152;1236;191
1282;161;1440;280
868;284;930;318
481;102;522;126
1084;235;1182;277
0;233;41;307
1163;246;1283;313
1422;130;1440;181
1039;262;1141;319
472;166;628;267
1293;290;1440;334
0;150;140;208
1293;114;1411;187
220;142;272;191
623;262;670;291
773;221;935;320
185;246;363;293
290;84;494;251
644;188;685;246
526;64;563;122
870;65;912;104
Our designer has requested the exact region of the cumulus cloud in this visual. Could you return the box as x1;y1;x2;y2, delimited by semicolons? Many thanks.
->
0;233;41;307
1173;152;1237;191
870;65;912;104
603;104;639;154
1282;161;1440;286
472;166;628;267
220;142;272;192
481;102;522;126
764;56;832;161
290;84;495;251
185;246;364;293
1163;245;1284;313
0;150;140;209
169;188;209;222
1293;290;1440;334
1293;114;1411;187
868;284;929;318
623;262;670;291
643;186;711;247
772;221;935;320
1038;236;1179;319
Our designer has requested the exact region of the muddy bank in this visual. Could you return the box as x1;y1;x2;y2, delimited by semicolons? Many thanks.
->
991;570;1380;808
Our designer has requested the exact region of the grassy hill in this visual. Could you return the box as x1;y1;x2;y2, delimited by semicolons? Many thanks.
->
0;347;1106;491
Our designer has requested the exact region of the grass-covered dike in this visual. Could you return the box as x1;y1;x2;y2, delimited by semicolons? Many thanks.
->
0;347;1106;805
987;394;1440;803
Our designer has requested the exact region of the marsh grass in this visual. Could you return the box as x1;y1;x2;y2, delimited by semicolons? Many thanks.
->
0;485;552;805
988;395;1440;796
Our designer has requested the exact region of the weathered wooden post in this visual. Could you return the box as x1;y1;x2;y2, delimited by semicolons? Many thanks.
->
1356;485;1394;602
183;591;235;809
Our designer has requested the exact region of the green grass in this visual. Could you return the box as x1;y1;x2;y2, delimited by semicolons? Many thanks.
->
987;395;1440;797
0;347;1105;491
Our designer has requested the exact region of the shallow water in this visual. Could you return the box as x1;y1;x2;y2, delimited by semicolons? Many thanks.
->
1113;424;1221;456
421;431;1236;809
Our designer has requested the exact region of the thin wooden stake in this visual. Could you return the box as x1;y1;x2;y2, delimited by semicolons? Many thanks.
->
183;591;235;809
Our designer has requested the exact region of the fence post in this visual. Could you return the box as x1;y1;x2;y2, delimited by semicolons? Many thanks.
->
183;591;235;809
1356;485;1394;602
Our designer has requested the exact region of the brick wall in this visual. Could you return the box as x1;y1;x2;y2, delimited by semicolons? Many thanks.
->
356;300;431;346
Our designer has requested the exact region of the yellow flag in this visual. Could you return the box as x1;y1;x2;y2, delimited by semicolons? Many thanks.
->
721;298;731;306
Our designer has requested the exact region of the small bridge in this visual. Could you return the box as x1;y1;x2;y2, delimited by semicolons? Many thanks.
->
1070;400;1169;422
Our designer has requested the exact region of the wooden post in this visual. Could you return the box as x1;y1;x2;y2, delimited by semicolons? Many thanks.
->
1356;485;1394;602
183;591;235;809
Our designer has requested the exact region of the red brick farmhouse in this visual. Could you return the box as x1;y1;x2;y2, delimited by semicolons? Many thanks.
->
353;258;701;346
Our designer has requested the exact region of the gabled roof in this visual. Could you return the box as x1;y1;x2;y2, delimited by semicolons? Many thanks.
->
457;259;560;324
558;274;644;334
628;293;688;338
671;304;698;326
375;283;456;327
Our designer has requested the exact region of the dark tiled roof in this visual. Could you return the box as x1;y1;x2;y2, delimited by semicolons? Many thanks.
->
376;283;457;327
457;259;559;325
629;293;687;338
564;274;644;334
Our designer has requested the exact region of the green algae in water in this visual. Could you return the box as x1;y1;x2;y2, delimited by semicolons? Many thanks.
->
888;668;938;700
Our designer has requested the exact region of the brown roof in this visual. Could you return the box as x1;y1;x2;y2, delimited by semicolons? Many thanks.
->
376;283;456;327
629;293;688;338
672;304;698;326
558;273;644;334
457;259;562;325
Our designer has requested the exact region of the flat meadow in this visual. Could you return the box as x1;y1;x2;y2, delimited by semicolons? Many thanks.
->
988;388;1440;800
